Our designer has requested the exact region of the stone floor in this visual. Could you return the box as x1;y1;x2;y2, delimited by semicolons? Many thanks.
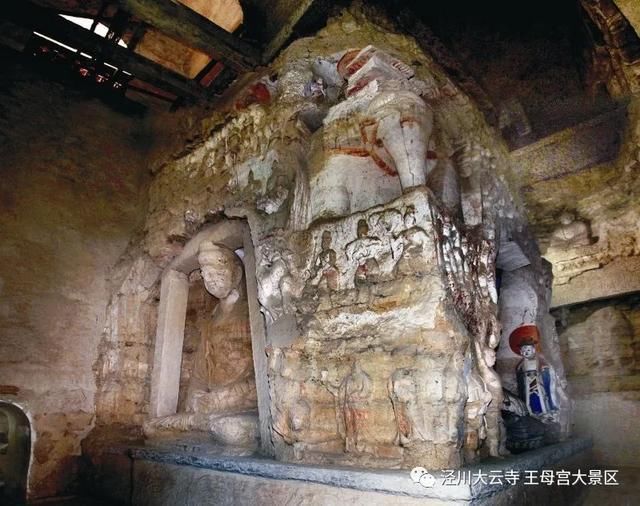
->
582;467;640;506
24;465;640;505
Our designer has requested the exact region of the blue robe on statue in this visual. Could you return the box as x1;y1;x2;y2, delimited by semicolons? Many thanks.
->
516;358;557;416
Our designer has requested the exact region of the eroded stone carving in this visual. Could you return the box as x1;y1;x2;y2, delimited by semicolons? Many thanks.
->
463;371;492;462
454;138;494;227
550;211;594;248
256;176;289;215
294;195;439;304
345;219;384;285
435;213;507;459
388;368;426;446
395;205;431;276
144;242;258;448
362;91;433;189
307;230;340;293
309;46;441;222
321;362;373;454
256;240;303;324
272;391;322;460
497;97;533;142
97;13;574;475
339;46;435;190
342;362;373;453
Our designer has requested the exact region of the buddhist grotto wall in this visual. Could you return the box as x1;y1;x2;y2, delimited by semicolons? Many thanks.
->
555;294;640;468
521;92;640;469
89;4;571;474
0;52;153;499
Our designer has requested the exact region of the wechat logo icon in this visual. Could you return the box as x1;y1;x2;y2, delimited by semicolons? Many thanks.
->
410;466;436;488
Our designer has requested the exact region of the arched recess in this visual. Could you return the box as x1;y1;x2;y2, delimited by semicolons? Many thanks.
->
495;238;535;393
0;402;31;504
149;219;274;455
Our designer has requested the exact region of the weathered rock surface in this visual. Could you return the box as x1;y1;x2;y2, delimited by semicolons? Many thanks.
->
555;293;640;466
85;6;570;476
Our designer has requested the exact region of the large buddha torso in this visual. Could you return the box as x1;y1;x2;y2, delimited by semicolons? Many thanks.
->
185;280;258;415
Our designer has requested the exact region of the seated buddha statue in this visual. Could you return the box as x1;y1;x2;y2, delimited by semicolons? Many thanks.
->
143;241;258;448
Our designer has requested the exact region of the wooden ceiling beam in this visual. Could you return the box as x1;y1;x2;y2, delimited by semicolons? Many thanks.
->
262;0;316;63
118;0;259;71
3;0;206;100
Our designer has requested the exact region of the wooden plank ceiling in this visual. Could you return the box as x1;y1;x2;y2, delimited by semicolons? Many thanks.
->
1;0;320;107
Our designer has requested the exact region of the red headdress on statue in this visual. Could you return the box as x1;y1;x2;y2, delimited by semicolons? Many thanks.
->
508;325;541;354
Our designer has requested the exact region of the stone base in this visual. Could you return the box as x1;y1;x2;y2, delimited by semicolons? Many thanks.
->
90;439;593;505
142;436;256;457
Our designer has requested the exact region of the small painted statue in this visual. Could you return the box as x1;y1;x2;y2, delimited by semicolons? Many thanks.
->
509;325;559;422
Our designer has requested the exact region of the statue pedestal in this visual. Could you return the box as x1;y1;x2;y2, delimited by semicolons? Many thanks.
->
142;410;260;450
90;438;593;505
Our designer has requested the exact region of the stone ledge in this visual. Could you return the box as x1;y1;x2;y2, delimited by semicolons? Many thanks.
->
510;107;625;184
127;438;592;502
551;256;640;308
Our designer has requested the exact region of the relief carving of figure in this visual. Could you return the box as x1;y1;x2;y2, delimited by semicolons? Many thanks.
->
320;370;345;444
308;230;339;292
321;362;373;453
549;211;593;248
437;223;507;457
388;368;426;446
257;242;302;324
454;139;492;227
342;362;373;453
272;396;312;458
273;395;344;460
395;205;431;276
473;339;506;458
463;371;492;462
370;208;404;238
369;208;405;269
345;219;384;285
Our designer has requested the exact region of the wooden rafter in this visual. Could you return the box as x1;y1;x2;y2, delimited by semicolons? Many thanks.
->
118;0;259;71
3;0;205;99
5;0;326;101
261;0;316;63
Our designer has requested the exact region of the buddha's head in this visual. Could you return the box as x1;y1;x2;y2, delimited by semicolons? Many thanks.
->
559;211;575;226
197;241;242;299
